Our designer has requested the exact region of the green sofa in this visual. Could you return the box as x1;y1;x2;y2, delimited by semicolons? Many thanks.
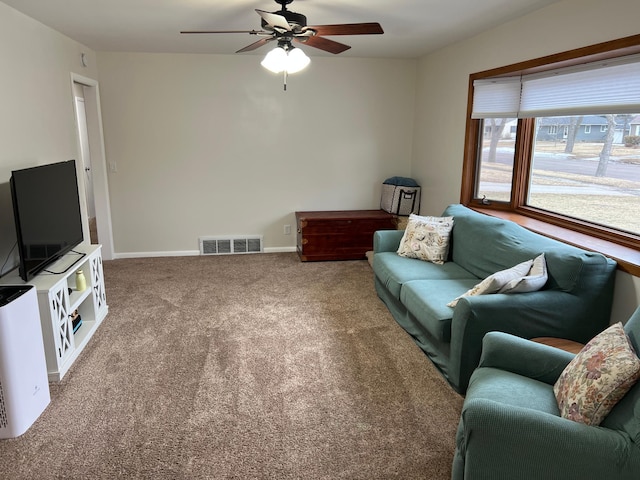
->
452;306;640;479
373;204;617;394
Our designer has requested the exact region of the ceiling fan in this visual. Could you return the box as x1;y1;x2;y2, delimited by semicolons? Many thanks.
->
180;0;384;56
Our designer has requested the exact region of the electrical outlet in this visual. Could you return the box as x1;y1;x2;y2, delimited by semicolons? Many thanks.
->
284;224;291;235
109;162;117;172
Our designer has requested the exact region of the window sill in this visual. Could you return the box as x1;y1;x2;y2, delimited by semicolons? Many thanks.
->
469;207;640;277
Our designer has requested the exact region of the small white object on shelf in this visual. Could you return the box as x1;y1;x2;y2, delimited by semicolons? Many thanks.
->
75;269;87;292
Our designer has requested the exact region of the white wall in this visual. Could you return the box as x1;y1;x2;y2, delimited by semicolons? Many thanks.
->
0;2;98;274
96;52;416;255
411;0;640;322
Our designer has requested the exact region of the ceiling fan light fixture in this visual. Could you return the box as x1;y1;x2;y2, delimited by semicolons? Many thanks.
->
286;47;310;73
261;46;288;73
261;46;310;74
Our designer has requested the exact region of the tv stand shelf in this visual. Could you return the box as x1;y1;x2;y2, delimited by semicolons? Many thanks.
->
0;244;108;381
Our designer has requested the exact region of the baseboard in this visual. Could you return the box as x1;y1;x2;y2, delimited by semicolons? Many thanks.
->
264;247;297;254
114;250;200;259
113;246;297;259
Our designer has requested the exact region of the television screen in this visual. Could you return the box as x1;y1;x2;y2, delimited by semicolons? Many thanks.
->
10;160;84;281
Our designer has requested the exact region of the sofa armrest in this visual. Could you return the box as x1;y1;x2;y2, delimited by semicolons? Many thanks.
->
373;229;405;253
457;398;640;479
478;331;574;385
448;290;586;393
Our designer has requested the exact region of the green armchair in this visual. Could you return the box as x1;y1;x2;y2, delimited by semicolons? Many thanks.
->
452;307;640;480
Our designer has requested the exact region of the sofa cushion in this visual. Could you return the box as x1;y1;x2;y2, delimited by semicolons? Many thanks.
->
401;279;478;342
554;322;640;426
396;214;454;264
373;251;477;300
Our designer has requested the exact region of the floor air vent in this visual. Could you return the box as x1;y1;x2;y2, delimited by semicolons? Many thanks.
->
199;236;263;255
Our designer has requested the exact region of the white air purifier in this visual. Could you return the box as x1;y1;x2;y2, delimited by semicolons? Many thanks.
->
0;285;50;439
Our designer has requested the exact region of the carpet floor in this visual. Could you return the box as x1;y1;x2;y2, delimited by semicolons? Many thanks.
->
0;253;463;479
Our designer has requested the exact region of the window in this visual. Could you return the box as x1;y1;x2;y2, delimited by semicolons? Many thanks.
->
528;114;640;235
463;34;640;274
476;118;516;203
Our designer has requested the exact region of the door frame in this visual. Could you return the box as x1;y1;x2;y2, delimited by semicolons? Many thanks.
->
70;73;114;260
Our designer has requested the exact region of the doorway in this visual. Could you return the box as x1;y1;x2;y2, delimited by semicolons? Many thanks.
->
71;74;114;260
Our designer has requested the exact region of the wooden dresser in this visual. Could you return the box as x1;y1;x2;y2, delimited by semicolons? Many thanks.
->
295;210;397;261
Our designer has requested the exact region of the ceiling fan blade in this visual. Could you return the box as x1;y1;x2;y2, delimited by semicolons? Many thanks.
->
236;37;274;53
255;9;291;31
304;23;384;36
180;29;266;35
295;36;351;54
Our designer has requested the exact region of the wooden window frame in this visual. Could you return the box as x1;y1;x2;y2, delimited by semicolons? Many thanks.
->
462;34;640;276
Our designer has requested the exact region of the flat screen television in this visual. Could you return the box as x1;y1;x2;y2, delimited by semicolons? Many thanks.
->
10;160;84;282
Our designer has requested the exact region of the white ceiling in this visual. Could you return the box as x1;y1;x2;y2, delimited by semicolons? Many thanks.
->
2;0;561;58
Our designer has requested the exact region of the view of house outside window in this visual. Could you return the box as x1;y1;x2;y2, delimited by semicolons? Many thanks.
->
476;114;640;235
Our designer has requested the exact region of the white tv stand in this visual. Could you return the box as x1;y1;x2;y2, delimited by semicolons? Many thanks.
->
0;244;108;381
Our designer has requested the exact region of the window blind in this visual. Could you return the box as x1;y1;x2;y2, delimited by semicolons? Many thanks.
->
471;77;521;119
472;54;640;119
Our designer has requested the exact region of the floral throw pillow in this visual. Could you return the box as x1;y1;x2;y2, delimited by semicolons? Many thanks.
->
554;322;640;426
396;214;454;265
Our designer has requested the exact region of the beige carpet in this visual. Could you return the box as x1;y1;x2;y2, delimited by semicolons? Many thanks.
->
0;253;463;479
